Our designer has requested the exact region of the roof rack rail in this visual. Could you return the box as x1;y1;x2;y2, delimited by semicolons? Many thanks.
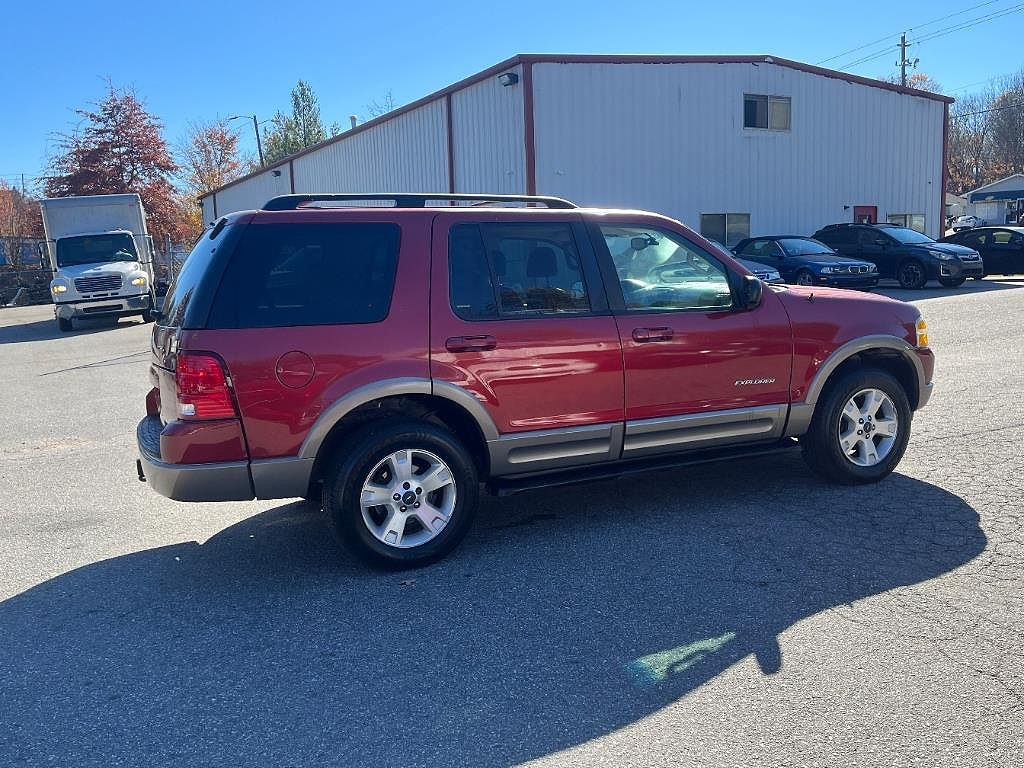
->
261;193;577;211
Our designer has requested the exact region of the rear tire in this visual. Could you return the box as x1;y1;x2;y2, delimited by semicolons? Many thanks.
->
57;317;73;332
801;367;912;485
939;275;966;288
897;260;928;289
322;420;479;568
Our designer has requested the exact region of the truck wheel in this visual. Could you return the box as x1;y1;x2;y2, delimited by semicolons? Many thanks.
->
57;317;73;332
897;260;928;289
938;276;966;288
141;308;157;323
801;367;912;485
322;420;479;568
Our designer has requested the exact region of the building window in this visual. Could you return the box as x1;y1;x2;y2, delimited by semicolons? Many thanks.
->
887;214;926;233
700;213;751;248
744;94;791;130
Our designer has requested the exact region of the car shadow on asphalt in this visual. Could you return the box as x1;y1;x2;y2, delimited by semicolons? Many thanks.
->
877;277;1024;302
0;452;985;766
0;315;145;344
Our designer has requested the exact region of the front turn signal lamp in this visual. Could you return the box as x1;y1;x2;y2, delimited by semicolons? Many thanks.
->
131;276;148;286
916;318;929;348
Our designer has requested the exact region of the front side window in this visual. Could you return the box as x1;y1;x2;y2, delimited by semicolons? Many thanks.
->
954;230;987;249
56;232;138;267
448;221;591;319
744;94;791;130
210;222;400;328
602;226;733;311
700;213;751;248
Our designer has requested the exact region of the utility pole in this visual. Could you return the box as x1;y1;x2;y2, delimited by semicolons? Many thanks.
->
229;114;265;167
897;33;918;88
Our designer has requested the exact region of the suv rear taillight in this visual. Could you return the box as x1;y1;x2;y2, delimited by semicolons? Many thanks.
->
175;353;237;420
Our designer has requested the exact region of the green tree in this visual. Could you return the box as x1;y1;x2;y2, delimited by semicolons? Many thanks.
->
263;80;339;162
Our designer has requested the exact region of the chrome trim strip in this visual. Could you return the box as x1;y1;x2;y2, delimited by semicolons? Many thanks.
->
621;405;786;458
488;423;622;477
250;456;316;500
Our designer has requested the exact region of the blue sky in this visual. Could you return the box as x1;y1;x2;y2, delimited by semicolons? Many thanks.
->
1;0;1021;189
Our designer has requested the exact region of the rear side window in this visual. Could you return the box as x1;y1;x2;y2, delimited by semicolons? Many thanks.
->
209;223;400;328
448;222;591;319
818;228;852;247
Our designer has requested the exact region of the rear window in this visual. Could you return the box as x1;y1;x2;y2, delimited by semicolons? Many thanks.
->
208;222;401;328
161;222;235;328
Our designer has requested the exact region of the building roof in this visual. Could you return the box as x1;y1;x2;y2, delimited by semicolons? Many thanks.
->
967;173;1024;196
200;53;954;203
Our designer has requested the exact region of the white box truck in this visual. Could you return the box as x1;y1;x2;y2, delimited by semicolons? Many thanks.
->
39;193;158;332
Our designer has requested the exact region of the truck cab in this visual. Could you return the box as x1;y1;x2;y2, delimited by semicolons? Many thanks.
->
39;194;158;332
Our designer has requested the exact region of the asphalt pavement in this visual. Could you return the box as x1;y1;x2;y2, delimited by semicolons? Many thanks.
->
0;280;1021;767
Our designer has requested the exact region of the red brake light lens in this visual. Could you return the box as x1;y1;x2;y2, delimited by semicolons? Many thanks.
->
175;353;237;420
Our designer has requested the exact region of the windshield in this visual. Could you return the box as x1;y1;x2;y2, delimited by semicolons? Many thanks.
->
56;233;138;267
883;227;934;245
779;238;834;255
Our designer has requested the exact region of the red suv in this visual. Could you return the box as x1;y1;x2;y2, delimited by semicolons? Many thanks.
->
137;194;934;566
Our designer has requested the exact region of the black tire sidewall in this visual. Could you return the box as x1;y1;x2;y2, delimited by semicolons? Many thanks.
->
805;369;912;484
323;421;479;568
795;270;814;286
898;259;927;289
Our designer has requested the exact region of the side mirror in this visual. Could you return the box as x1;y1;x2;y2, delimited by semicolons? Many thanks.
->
740;274;762;309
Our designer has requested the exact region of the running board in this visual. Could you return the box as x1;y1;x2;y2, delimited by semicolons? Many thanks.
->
487;438;801;497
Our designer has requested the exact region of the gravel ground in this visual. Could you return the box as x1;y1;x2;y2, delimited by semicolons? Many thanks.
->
0;280;1021;767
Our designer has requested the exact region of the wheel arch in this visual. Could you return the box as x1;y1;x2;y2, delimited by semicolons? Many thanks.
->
300;379;497;496
786;335;925;437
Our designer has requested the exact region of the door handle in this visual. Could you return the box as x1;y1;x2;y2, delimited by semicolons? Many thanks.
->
632;327;674;343
445;335;497;353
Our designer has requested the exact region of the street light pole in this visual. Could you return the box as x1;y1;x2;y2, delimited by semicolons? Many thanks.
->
229;114;265;167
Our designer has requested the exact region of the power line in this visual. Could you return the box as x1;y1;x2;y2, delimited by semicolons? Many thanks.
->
832;1;1024;72
818;0;1004;66
950;100;1024;118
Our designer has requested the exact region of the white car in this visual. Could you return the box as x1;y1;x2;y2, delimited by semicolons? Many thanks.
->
953;215;986;232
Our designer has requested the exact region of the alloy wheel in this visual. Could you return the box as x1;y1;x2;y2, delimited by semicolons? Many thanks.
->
359;448;457;548
837;388;899;467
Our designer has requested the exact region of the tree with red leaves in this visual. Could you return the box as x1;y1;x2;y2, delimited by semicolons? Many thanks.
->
45;84;183;245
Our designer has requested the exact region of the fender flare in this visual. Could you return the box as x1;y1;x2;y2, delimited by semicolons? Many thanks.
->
785;334;927;437
296;377;499;461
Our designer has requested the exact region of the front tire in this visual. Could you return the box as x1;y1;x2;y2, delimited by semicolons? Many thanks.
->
322;420;479;568
801;367;912;485
794;269;815;286
57;317;73;332
897;260;928;289
938;275;966;288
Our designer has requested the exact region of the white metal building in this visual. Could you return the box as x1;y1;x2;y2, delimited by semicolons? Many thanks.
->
200;54;952;242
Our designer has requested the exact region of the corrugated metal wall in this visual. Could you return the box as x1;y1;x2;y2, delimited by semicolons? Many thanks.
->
201;195;216;225
532;62;946;238
292;100;447;193
213;165;292;217
451;64;525;193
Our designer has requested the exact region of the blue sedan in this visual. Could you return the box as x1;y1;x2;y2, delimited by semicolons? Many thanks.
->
734;236;879;289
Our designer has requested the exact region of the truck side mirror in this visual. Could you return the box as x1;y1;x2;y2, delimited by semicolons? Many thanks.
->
740;274;762;309
37;241;48;267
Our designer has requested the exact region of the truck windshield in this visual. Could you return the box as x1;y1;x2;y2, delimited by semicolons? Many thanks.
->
56;233;138;267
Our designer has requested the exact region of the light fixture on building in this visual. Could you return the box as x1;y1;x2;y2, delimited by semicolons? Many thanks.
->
498;72;519;87
272;170;282;177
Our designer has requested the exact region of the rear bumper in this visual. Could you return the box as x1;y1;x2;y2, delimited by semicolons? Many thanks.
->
136;416;254;502
55;293;151;320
